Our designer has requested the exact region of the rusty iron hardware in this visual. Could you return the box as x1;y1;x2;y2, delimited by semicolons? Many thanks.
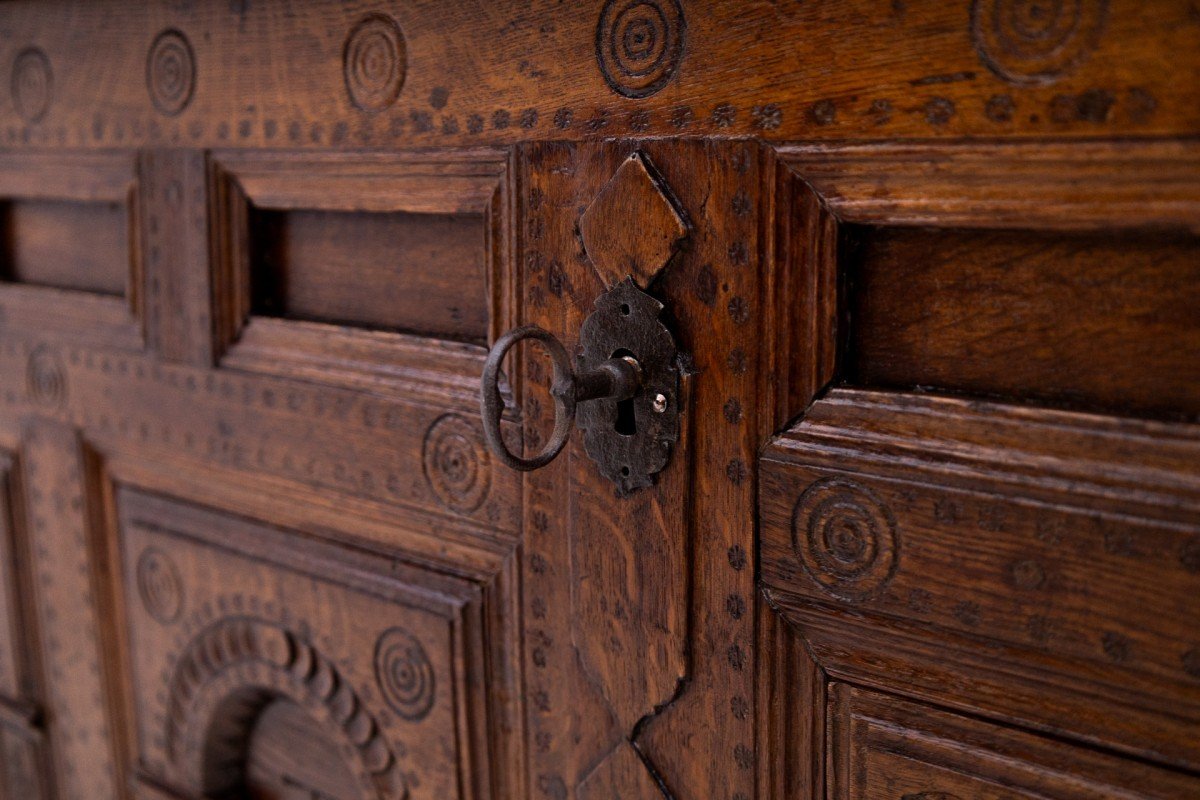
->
480;278;681;493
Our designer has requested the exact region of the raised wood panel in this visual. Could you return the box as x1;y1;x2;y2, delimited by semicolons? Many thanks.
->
115;487;506;799
760;389;1200;772
251;206;487;343
1;1;1198;149
2;199;128;295
518;139;773;799
828;684;1198;800
842;225;1200;419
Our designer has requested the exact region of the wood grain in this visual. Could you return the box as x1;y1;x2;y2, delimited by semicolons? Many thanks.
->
843;225;1200;419
252;207;487;342
1;1;1198;148
0;2;1196;797
761;389;1200;773
2;199;128;295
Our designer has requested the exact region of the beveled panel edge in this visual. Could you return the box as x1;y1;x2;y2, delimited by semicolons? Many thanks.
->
0;150;144;349
209;147;515;388
775;137;1200;232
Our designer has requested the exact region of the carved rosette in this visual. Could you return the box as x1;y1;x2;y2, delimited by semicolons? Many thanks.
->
374;627;435;721
791;477;900;601
146;29;196;115
971;0;1109;86
136;547;184;624
422;413;491;513
25;346;65;407
11;47;52;123
343;13;407;112
595;0;687;99
164;617;405;798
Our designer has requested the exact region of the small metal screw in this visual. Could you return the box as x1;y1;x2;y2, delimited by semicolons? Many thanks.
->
652;393;668;413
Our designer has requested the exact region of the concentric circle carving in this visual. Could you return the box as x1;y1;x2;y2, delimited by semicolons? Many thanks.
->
596;0;686;99
343;13;406;112
12;47;52;123
146;29;196;116
136;547;183;623
26;346;65;407
374;627;435;721
423;414;491;513
791;477;899;601
971;0;1108;86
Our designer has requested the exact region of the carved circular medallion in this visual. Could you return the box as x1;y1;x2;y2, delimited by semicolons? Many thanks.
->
791;477;899;601
374;627;435;721
25;346;65;407
137;547;184;623
343;13;406;112
970;0;1108;86
423;414;491;513
12;47;52;123
146;29;196;116
596;0;686;99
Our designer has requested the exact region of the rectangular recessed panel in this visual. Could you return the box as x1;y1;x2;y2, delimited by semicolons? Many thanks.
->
1;199;128;296
843;226;1200;419
251;207;487;343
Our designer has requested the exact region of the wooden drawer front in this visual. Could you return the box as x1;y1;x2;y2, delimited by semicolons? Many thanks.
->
760;389;1200;771
116;488;491;800
829;685;1195;800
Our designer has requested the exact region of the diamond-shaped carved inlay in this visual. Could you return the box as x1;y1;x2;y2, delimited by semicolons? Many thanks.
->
579;151;688;290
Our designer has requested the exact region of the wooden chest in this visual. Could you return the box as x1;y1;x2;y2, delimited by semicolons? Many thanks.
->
0;2;1197;798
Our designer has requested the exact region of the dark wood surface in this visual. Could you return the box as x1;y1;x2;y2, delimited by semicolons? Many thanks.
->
0;2;1196;799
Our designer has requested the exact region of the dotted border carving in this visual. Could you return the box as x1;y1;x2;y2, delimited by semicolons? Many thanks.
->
343;13;407;112
164;616;405;797
12;47;53;123
374;627;436;721
146;29;196;116
422;414;492;514
791;477;899;601
136;547;184;624
595;0;687;99
970;0;1109;86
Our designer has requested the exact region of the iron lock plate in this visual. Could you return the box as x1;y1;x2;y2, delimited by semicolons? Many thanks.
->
577;278;680;495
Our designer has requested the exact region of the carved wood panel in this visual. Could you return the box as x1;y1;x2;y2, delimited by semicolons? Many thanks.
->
0;3;1197;799
116;487;500;799
1;1;1197;149
756;141;1200;798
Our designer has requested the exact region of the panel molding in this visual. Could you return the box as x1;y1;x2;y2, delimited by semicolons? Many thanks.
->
0;151;143;351
759;389;1200;772
776;138;1200;232
209;148;516;383
114;486;521;800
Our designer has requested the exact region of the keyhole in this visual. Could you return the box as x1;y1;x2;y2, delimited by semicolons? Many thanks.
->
612;348;637;437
